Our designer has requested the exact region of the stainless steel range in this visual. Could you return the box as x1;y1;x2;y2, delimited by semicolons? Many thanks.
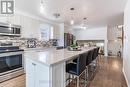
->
0;46;24;82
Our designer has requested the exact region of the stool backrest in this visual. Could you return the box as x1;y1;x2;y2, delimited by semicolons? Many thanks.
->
86;49;94;65
96;47;100;57
92;48;99;60
77;53;87;75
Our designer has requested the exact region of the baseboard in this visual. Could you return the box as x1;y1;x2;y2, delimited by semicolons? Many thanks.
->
122;68;130;87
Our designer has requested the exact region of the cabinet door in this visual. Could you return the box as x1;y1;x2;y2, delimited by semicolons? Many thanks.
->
0;17;8;23
21;16;31;38
53;26;60;39
35;63;50;87
26;59;36;87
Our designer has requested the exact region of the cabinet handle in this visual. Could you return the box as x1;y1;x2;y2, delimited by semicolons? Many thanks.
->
32;63;36;66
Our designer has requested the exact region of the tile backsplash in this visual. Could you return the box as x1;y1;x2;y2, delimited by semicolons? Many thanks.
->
0;36;55;48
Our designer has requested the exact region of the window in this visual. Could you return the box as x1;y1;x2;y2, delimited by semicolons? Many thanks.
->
40;24;54;41
50;26;54;39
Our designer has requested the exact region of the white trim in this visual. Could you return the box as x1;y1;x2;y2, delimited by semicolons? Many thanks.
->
122;68;130;87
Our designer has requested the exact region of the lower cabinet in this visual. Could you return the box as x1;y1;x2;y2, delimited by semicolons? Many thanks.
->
26;58;66;87
26;59;50;87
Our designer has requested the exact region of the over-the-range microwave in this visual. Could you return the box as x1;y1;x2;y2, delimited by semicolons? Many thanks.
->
0;22;21;36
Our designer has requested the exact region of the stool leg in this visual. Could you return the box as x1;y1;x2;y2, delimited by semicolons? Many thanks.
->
84;70;87;87
86;66;89;81
77;76;79;87
69;74;70;85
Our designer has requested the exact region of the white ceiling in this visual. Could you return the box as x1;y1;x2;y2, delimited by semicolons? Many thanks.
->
15;0;127;26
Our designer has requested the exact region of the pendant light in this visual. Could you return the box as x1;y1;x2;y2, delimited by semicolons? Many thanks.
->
70;20;74;25
40;0;46;13
70;8;75;25
81;17;87;29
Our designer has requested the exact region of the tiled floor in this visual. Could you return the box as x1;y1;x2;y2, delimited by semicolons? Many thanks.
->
0;56;127;87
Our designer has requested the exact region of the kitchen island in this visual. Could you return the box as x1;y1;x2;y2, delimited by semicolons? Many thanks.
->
25;47;95;87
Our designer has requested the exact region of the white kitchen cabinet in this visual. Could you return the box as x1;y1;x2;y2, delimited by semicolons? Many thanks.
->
26;58;66;87
26;59;50;87
21;16;40;38
21;16;31;38
53;25;60;39
0;14;21;25
26;59;36;87
9;15;21;25
0;17;8;23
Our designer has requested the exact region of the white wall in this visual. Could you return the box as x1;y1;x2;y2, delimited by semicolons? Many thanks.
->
123;0;130;87
74;26;108;56
74;27;107;40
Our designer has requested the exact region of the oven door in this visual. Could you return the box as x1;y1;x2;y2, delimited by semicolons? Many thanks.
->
0;51;24;75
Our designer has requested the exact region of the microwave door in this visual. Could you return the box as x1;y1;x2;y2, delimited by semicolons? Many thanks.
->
0;26;11;34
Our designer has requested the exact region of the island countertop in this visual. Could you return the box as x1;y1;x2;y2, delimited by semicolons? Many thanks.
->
24;47;95;66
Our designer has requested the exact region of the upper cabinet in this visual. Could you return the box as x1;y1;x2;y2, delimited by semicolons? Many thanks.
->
0;15;21;25
21;16;40;38
0;17;8;23
0;14;61;40
53;25;60;39
9;15;21;25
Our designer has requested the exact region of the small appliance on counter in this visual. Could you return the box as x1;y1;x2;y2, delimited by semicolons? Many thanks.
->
27;38;36;48
52;39;58;46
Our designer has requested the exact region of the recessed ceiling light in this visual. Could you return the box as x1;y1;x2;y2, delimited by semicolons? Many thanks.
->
70;8;75;11
83;17;87;20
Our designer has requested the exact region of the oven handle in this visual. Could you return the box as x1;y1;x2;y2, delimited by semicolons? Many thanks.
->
0;51;24;57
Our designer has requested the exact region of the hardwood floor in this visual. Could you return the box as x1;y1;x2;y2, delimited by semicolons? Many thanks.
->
89;57;127;87
0;74;25;87
66;56;127;87
0;56;127;87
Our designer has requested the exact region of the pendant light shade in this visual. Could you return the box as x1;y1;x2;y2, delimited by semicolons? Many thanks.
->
70;20;74;25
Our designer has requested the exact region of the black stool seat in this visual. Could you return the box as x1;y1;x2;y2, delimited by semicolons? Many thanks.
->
66;63;78;75
66;53;86;76
73;58;77;63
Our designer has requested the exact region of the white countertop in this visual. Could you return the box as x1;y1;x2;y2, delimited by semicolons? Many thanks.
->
24;47;95;66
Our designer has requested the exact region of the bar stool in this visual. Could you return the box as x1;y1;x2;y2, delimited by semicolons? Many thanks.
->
92;47;100;65
90;48;98;72
92;48;98;61
73;49;94;81
96;47;100;66
85;49;94;81
66;53;87;87
89;47;100;79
